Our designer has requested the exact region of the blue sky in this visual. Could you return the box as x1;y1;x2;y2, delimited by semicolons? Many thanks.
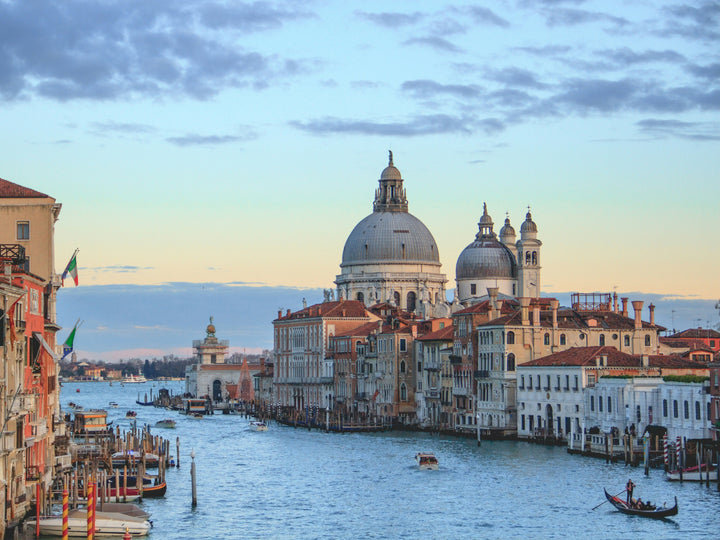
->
0;1;718;359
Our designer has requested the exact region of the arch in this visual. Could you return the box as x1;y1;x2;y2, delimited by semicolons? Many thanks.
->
393;291;400;306
400;360;406;373
525;251;531;264
507;331;515;345
545;404;554;434
599;334;605;346
543;333;550;346
407;291;417;312
400;383;407;401
644;334;651;346
507;353;515;371
624;335;630;346
356;292;364;302
531;251;537;265
212;379;222;402
560;334;566;346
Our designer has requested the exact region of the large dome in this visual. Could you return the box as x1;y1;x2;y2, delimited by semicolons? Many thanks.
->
341;212;440;266
456;238;516;279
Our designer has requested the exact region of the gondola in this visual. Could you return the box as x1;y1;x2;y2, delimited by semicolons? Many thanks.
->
603;488;678;519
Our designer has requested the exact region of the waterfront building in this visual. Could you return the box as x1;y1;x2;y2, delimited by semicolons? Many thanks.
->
710;362;720;442
1;177;64;535
662;327;720;353
253;359;274;417
273;300;379;415
185;319;261;404
415;324;454;430
335;153;450;317
476;293;664;439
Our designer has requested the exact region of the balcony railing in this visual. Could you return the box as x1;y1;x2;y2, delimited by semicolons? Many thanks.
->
475;370;490;379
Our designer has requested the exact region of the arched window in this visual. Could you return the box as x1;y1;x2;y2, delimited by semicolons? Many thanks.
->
407;291;417;312
644;334;651;346
607;396;612;413
695;401;701;420
590;396;595;412
544;333;550;345
507;331;515;345
400;383;407;401
624;335;630;346
507;353;515;371
673;400;678;418
356;292;364;302
393;291;400;306
400;361;406;373
684;400;689;419
599;334;605;346
525;251;531;264
531;251;537;265
560;334;566;346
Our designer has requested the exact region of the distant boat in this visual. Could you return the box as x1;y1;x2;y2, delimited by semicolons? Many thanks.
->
249;421;268;432
109;402;119;408
415;452;439;470
155;419;176;429
126;410;137;418
667;464;718;481
122;374;148;383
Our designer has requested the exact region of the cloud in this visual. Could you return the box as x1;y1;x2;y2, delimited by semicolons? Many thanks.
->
686;62;720;80
543;8;630;28
485;67;548;88
166;134;245;146
462;6;511;28
0;1;310;101
403;36;464;53
90;121;156;135
514;45;572;56
355;10;425;28
88;265;154;273
599;48;687;67
636;118;720;140
401;80;482;99
658;3;720;41
289;114;478;136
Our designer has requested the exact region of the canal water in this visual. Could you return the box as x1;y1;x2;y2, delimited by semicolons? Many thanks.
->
36;381;720;539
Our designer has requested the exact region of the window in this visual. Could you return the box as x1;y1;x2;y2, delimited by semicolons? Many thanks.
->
564;375;569;390
519;375;525;389
644;335;651;347
695;401;701;420
400;384;407;401
599;334;605;346
399;338;407;352
663;399;668;417
17;221;29;240
407;292;416;312
673;400;678;418
545;375;550;390
560;334;566;346
470;283;476;295
624;335;630;346
573;375;578;391
579;333;585;341
507;353;515;372
590;396;595;412
400;361;406;373
356;292;364;302
521;415;525;430
544;333;550;346
599;396;603;412
607;396;612;413
507;331;515;345
684;400;689;419
528;376;533;390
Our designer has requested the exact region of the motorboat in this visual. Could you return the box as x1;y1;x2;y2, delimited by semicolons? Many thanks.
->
415;453;439;470
249;421;268;432
126;410;137;418
154;419;176;429
122;374;148;384
25;510;151;537
108;401;119;408
111;450;160;468
666;464;718;481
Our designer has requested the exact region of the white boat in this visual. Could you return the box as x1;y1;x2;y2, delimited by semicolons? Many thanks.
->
122;374;147;383
667;464;718;481
25;511;151;537
415;452;439;470
108;402;119;408
154;419;176;429
249;421;268;432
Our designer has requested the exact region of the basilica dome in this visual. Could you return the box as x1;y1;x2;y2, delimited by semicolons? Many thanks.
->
341;211;440;266
456;203;516;280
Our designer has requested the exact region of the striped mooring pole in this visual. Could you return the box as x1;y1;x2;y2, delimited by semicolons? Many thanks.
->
62;489;69;540
663;434;668;469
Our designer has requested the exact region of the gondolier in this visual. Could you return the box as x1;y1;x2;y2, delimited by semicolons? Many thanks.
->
626;479;635;504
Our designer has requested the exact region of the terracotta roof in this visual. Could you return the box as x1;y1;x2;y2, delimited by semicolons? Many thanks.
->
334;321;384;338
198;364;261;370
417;325;454;342
659;337;713;351
0;177;49;198
522;346;707;369
667;328;720;339
478;307;662;331
276;300;370;321
454;298;519;316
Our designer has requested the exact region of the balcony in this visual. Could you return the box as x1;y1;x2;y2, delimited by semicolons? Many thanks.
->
453;387;467;396
474;370;490;379
424;362;441;371
426;390;440;399
55;454;72;470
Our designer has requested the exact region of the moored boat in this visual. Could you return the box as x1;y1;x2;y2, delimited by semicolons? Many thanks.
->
111;450;160;468
25;511;151;537
415;452;439;470
126;410;137;418
666;464;718;481
603;488;678;518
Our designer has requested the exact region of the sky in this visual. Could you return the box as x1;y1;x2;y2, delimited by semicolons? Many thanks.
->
1;1;718;360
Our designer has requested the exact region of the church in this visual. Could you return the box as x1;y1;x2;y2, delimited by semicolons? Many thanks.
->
335;152;542;310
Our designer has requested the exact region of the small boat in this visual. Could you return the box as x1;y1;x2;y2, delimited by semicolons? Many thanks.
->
249;421;268;432
26;510;151;537
603;488;678;518
122;374;148;383
111;450;160;468
666;464;718;482
109;401;119;408
106;476;167;498
155;419;176;429
415;452;439;470
76;388;80;393
126;410;137;418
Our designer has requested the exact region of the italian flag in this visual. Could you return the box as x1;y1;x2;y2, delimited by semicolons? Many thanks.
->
62;251;79;286
62;322;79;360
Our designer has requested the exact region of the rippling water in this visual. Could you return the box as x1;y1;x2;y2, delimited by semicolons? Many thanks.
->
35;381;720;539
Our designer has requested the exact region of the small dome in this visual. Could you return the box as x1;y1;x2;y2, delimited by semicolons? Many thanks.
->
520;211;537;233
499;217;516;238
478;203;493;227
381;150;402;180
456;237;517;279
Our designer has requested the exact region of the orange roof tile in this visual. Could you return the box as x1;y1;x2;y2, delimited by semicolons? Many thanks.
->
0;177;49;198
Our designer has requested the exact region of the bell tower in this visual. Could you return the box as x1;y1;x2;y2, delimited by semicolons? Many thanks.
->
516;208;542;298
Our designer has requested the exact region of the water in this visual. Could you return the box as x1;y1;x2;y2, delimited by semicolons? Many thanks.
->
37;381;720;539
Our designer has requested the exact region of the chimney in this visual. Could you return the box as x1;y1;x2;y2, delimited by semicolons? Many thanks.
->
632;300;644;329
411;326;417;338
520;297;530;326
532;302;540;327
621;297;629;318
649;303;655;326
286;309;291;317
496;300;504;314
613;292;618;313
278;309;282;319
487;287;499;319
377;320;383;332
550;299;559;329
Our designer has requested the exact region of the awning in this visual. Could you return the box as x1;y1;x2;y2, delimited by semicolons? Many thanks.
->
33;332;58;361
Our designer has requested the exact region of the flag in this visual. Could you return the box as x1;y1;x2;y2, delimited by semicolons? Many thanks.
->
62;250;79;286
7;295;23;351
371;389;380;401
62;322;79;360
